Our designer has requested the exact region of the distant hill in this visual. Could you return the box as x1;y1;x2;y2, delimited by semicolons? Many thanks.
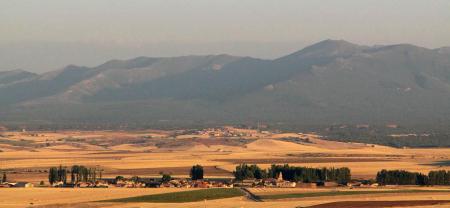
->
0;69;36;86
1;40;450;129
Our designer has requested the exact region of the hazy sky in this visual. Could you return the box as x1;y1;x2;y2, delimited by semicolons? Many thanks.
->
1;0;450;72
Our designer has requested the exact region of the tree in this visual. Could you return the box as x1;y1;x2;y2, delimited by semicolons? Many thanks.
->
115;175;125;183
376;169;431;185
71;165;80;184
190;165;204;180
57;165;67;184
267;164;351;184
429;170;450;185
48;167;58;185
98;168;103;181
131;176;141;183
336;167;351;184
1;172;6;183
48;165;68;185
233;164;266;180
161;173;172;183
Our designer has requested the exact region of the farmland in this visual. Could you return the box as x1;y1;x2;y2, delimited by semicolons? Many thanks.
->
0;127;449;207
101;188;244;203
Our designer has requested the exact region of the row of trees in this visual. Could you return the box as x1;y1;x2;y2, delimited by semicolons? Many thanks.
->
48;165;103;185
114;165;204;184
70;165;103;184
234;164;266;180
233;164;351;184
376;169;450;185
49;164;205;186
48;165;67;185
428;170;450;185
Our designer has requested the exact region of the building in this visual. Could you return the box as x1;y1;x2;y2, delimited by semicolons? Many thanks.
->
13;182;34;188
296;182;317;188
316;181;338;187
145;181;161;188
95;181;109;188
273;172;296;187
52;181;64;187
237;179;259;187
276;181;296;188
77;182;92;188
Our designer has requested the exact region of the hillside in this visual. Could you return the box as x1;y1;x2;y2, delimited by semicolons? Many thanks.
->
1;40;450;129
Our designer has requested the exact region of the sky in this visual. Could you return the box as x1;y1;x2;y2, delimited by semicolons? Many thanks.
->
1;0;450;73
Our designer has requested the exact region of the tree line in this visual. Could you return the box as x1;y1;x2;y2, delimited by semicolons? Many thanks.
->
70;165;103;184
233;164;351;184
48;165;103;185
376;169;450;185
47;164;205;186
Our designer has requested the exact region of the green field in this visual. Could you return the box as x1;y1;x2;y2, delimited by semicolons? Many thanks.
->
100;188;244;203
258;189;450;200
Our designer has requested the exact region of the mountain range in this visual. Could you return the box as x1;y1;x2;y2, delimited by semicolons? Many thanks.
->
1;40;450;128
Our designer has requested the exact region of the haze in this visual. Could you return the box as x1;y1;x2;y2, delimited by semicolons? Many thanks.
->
1;0;450;72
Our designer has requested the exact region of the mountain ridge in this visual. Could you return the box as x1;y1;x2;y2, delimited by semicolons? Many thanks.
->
1;40;450;127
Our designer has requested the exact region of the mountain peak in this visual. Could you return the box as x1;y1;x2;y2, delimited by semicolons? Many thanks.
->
0;69;37;85
277;39;363;61
313;39;358;47
0;69;33;75
300;39;362;54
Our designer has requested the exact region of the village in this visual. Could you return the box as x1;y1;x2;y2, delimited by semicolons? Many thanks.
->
0;163;374;189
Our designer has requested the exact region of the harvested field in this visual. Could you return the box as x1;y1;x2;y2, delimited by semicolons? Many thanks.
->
256;189;450;200
289;153;406;158
107;166;232;177
307;200;450;208
0;188;185;208
214;158;390;164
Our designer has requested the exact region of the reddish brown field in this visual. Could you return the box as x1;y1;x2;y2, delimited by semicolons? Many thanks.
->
308;200;450;208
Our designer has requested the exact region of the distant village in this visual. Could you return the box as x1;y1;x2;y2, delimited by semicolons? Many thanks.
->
0;164;450;188
1;163;448;189
0;164;363;189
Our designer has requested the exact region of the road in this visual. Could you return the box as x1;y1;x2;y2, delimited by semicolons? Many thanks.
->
239;187;262;202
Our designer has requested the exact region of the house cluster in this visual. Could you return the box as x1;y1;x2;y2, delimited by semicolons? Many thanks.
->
156;179;232;188
0;177;380;189
347;181;379;188
235;172;299;188
108;177;234;188
67;181;109;188
195;128;255;138
0;182;34;188
234;173;380;189
191;126;276;138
